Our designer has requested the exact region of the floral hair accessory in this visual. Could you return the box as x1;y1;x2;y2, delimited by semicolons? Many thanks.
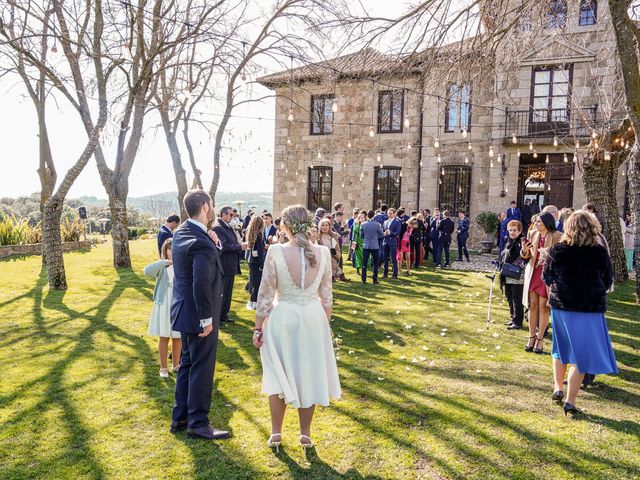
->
289;220;313;235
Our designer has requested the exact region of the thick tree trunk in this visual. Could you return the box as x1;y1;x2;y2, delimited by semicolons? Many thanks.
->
627;144;640;302
582;152;628;282
108;187;131;269
42;197;66;290
183;119;203;190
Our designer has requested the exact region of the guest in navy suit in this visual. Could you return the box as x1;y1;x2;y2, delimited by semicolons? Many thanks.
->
506;201;522;223
170;190;229;440
382;208;401;279
213;206;248;324
262;212;277;246
360;209;384;283
246;214;266;311
429;208;442;266
157;214;180;257
456;211;470;262
437;210;455;268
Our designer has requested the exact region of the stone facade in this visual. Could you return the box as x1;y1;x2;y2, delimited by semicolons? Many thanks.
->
0;241;92;259
258;1;627;244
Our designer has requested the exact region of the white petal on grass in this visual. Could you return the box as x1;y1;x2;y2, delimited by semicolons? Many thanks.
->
348;350;354;355
419;356;426;361
411;358;418;363
377;377;385;381
492;332;500;338
495;345;501;350
399;355;407;360
405;366;411;371
429;360;436;367
440;332;446;336
368;320;374;325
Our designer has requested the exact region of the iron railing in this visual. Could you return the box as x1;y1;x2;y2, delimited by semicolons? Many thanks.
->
502;105;598;141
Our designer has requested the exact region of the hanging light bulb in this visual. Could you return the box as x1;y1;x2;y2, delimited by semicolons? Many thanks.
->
626;142;631;150
285;168;288;173
545;154;550;164
490;161;494;168
489;145;494;158
553;136;558;147
505;186;509;193
517;149;521;157
369;126;375;138
377;152;381;162
529;141;534;151
497;154;502;164
438;179;442;185
575;140;580;149
533;150;538;159
573;152;579;163
464;156;469;164
462;128;468;138
341;182;345;188
287;108;294;122
280;162;284;169
399;171;403;177
317;151;322;159
434;136;440;149
604;151;611;161
512;133;517;144
591;131;597;139
419;161;423;167
51;44;58;53
458;186;462;193
480;179;484;185
332;101;338;113
287;136;291;145
347;139;352;148
437;154;442;163
404;117;410;128
407;142;412;150
563;153;568;163
441;168;445;175
571;174;574;181
548;184;551;191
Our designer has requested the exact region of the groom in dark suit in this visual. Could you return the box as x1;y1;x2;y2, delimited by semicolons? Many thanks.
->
170;190;229;440
213;206;248;324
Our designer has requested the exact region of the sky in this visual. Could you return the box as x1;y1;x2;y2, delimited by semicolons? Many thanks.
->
0;1;410;200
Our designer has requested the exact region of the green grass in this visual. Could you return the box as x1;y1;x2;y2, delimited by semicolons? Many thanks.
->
0;240;639;479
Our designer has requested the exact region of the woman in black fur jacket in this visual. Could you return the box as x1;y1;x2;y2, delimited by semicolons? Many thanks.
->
542;210;617;415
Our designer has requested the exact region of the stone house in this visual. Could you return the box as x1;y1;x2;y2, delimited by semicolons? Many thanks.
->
257;0;627;244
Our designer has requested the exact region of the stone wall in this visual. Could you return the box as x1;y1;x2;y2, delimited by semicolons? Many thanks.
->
0;241;92;259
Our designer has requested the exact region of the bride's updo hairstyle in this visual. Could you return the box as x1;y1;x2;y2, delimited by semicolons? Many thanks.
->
281;205;317;267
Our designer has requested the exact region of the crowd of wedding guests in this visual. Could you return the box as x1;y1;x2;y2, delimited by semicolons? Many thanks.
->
141;195;628;423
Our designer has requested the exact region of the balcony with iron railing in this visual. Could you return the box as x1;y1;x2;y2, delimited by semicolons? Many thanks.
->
501;105;598;143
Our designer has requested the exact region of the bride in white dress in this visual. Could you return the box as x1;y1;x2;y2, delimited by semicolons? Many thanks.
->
252;205;341;450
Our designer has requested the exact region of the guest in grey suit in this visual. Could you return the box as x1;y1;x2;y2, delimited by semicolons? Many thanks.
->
360;209;384;284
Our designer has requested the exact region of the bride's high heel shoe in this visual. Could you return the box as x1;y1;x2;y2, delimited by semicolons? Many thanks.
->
300;434;314;449
267;433;282;452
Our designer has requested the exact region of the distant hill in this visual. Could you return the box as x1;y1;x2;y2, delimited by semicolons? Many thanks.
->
76;192;273;215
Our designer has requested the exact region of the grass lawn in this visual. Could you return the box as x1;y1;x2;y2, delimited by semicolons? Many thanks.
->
0;240;639;479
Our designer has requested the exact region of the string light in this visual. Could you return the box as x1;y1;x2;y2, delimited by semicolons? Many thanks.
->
377;152;381;162
533;150;538;159
591;131;597;139
570;174;574;181
594;141;599;149
317;151;322;159
464;156;469;164
604;151;611;161
462;128;467;138
490;161;494;168
467;142;472;151
347;139;352;148
517;149;521;157
332;101;338;113
437;154;442;163
563;153;568;163
369;126;375;138
497;154;502;164
419;160;423;167
287;136;291;145
573;152;579;163
480;179;484;185
489;145;494;158
545;154;550;164
529;141;534;151
575;140;580;149
404;117;410;128
407;142;412;150
512;133;517;144
553;136;558;147
434;136;440;149
399;171;403;177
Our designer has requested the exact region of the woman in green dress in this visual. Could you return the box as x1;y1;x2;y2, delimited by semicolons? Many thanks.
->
351;212;366;273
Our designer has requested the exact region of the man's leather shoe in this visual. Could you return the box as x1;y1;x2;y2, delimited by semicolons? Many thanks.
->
221;317;236;324
170;419;188;433
186;425;230;440
372;279;379;284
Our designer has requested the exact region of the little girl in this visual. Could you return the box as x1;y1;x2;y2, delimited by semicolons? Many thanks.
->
144;238;181;378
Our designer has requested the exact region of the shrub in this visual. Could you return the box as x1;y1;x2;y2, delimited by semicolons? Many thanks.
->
475;211;499;236
0;216;33;245
60;218;85;242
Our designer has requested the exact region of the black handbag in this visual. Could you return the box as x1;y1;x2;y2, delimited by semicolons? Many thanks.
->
500;262;523;279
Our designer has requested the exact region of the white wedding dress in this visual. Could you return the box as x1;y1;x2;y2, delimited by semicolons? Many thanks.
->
256;243;341;408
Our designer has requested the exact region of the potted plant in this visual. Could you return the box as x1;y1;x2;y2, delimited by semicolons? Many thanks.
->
475;211;499;254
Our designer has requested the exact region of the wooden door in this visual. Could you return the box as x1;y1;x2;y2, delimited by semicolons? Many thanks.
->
545;158;574;208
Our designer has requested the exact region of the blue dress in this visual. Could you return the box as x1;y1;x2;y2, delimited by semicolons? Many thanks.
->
551;308;618;374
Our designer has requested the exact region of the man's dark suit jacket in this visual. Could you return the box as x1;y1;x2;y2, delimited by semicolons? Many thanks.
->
170;221;223;334
157;225;173;257
213;219;242;276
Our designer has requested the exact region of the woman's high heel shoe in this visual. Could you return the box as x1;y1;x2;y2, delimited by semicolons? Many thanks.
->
563;402;580;416
267;433;282;452
300;434;314;449
533;335;545;354
525;336;536;352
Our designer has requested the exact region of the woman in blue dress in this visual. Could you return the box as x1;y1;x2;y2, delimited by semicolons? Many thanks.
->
542;210;617;415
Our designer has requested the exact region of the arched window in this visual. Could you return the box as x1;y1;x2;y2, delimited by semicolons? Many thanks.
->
579;0;597;26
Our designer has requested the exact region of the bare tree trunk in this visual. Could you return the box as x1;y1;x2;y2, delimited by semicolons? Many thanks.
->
628;144;640;301
108;183;132;269
183;119;203;189
582;150;628;282
160;110;188;219
42;197;65;289
37;109;56;212
209;112;231;203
